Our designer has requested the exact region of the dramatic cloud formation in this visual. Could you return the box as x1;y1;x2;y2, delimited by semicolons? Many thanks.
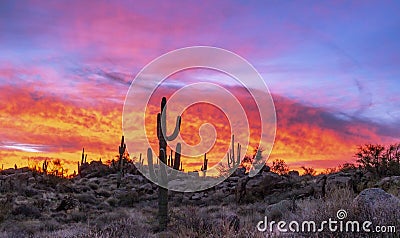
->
0;1;399;174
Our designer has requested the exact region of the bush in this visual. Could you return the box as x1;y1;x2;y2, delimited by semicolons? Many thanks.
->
356;143;400;177
271;159;289;175
11;204;41;219
116;190;139;207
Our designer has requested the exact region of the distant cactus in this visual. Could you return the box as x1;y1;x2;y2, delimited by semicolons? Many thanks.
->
117;135;126;188
42;160;48;175
81;148;87;165
227;134;241;168
138;153;144;170
147;143;181;181
78;148;88;175
201;153;208;177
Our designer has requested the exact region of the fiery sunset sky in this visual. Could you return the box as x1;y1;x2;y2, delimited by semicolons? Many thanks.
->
1;1;399;174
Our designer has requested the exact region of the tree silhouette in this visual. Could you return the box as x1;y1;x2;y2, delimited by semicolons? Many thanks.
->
355;143;400;176
271;159;289;175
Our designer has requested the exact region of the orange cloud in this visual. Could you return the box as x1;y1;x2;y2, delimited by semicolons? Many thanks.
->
0;76;398;175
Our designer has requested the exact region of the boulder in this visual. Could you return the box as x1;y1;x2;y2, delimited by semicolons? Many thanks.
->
375;176;400;190
244;172;283;200
353;188;400;218
265;199;296;220
325;172;352;191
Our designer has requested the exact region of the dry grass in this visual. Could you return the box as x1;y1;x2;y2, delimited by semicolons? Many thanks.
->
280;188;399;238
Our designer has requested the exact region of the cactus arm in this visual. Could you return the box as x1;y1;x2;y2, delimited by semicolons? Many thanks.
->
81;148;85;164
173;143;181;171
166;116;181;141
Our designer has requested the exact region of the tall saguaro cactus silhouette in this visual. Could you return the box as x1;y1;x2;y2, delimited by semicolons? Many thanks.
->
117;135;126;188
156;97;181;230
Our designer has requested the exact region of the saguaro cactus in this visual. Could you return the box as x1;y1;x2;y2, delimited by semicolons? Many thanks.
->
42;160;48;174
81;148;87;165
201;153;208;177
117;135;126;188
78;148;87;174
227;134;241;168
146;144;182;230
154;97;182;230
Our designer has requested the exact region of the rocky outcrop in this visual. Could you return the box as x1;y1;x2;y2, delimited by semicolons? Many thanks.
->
265;199;296;220
325;172;353;191
353;188;400;213
375;176;400;190
78;161;111;178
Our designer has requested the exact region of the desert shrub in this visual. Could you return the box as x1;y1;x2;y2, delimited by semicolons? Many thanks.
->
0;196;12;223
11;204;41;219
93;210;129;229
169;205;265;238
339;162;358;172
105;197;118;207
95;188;111;198
169;206;214;235
75;193;97;205
49;210;152;238
75;185;91;193
115;190;139;207
282;187;400;237
1;220;39;237
43;174;66;189
88;183;99;191
23;187;39;197
271;159;289;175
301;166;316;176
69;211;88;223
42;219;61;232
0;219;61;237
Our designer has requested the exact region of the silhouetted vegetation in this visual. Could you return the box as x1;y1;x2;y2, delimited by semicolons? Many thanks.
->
355;143;400;177
271;159;289;175
301;166;316;176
